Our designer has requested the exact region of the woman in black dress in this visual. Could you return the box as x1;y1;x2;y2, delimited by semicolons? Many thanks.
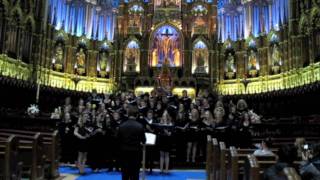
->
158;110;174;174
186;108;201;163
74;115;90;174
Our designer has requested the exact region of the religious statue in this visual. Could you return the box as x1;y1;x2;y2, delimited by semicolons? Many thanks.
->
248;50;257;70
54;44;63;71
75;48;86;75
194;51;206;74
248;50;258;77
226;53;235;72
98;51;109;77
173;48;180;66
225;53;235;78
158;57;172;91
271;44;281;74
126;51;137;72
162;35;172;60
152;49;158;67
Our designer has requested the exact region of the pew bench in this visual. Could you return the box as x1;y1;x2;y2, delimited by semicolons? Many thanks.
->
0;135;22;180
0;129;60;179
0;132;45;180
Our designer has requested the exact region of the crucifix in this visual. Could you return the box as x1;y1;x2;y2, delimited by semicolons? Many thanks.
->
160;28;174;60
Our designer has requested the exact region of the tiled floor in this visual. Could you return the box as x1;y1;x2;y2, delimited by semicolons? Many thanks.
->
59;166;206;180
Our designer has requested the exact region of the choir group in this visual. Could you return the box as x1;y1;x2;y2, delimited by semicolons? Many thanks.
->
57;89;260;174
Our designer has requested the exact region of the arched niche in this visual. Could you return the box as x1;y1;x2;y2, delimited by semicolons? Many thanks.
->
97;40;113;78
149;24;183;67
192;40;209;74
124;40;140;73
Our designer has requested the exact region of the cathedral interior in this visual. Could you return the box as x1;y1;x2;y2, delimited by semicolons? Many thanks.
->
1;0;320;180
1;0;319;97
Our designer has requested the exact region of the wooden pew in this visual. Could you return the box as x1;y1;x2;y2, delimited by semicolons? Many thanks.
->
228;147;278;180
211;138;219;180
0;132;45;180
0;135;22;180
219;142;227;180
0;129;60;179
244;154;260;180
206;135;212;180
283;167;301;180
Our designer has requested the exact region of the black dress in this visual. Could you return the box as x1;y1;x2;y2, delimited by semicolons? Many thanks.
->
156;124;174;152
186;120;200;142
88;122;107;170
75;125;90;152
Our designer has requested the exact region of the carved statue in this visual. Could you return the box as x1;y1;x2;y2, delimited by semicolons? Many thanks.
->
75;48;86;74
248;50;257;70
54;45;63;71
152;49;158;67
126;50;137;72
173;48;180;66
162;35;172;60
100;52;108;71
194;50;206;73
272;44;281;67
226;53;235;72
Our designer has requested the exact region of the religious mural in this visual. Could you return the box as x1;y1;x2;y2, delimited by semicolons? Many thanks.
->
150;25;182;67
124;40;140;73
192;41;208;74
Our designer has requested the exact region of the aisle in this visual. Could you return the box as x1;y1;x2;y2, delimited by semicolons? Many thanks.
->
59;166;206;180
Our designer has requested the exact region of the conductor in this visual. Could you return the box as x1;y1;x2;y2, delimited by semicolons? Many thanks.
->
118;105;146;180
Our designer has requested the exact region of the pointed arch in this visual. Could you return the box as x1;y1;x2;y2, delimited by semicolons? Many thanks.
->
24;15;36;32
192;38;209;74
149;23;184;67
124;38;140;72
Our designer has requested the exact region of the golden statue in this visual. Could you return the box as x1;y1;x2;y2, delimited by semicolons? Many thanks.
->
152;49;158;66
161;35;172;60
75;48;86;74
272;44;281;66
98;52;108;76
54;45;63;71
76;48;86;69
248;50;257;70
173;48;180;66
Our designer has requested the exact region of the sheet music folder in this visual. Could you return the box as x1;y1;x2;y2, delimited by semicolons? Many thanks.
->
145;132;156;145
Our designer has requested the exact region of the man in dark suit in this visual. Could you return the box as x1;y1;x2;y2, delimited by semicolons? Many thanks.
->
118;105;146;180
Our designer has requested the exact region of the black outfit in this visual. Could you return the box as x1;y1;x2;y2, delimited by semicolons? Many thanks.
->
156;124;174;152
88;123;106;170
75;125;90;152
118;117;146;180
186;120;200;142
58;121;76;163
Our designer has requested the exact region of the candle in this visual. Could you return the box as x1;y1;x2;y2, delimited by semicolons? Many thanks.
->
36;83;40;103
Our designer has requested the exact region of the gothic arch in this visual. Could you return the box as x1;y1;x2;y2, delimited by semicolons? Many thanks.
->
192;39;209;74
24;15;36;32
149;23;184;67
0;0;10;16
311;6;320;29
123;38;140;72
149;22;184;48
10;6;23;22
299;14;310;34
